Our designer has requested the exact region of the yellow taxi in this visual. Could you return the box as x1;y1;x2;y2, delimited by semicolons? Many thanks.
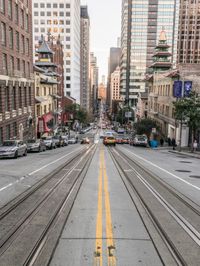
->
103;136;116;146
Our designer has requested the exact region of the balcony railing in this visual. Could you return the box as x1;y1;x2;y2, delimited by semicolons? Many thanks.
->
5;112;10;120
12;110;17;118
23;107;27;114
18;108;22;115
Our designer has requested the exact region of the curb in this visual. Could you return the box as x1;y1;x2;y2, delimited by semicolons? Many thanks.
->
168;150;200;159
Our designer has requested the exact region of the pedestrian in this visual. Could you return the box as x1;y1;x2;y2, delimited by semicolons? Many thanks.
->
160;138;164;147
171;138;176;150
167;137;171;146
193;139;198;152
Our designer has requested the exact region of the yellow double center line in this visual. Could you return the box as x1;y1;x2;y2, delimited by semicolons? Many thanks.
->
94;147;116;266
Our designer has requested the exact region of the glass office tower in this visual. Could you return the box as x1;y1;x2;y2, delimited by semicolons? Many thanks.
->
120;0;179;107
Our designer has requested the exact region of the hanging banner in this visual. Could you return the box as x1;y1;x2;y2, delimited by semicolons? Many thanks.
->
173;81;182;98
184;81;192;97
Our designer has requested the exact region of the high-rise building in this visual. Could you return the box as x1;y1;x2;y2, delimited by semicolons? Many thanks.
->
89;53;99;112
110;66;121;110
120;0;179;107
80;6;90;111
107;47;121;109
0;0;35;142
32;0;81;103
177;0;200;64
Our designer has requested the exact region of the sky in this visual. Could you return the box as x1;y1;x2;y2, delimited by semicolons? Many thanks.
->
81;0;122;81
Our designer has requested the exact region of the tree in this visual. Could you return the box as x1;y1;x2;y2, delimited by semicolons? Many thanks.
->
133;118;159;139
173;92;200;144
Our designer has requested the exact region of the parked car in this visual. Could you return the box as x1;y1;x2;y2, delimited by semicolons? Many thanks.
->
53;135;64;147
116;136;124;144
0;140;27;159
27;139;46;152
132;134;148;147
68;137;76;144
103;136;116;146
81;137;90;144
42;136;56;149
61;135;69;146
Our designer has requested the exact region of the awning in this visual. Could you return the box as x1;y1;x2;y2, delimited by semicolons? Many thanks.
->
35;96;47;103
42;113;54;123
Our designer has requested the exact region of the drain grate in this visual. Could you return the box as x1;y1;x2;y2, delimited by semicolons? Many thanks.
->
179;161;192;164
189;175;200;178
175;170;191;173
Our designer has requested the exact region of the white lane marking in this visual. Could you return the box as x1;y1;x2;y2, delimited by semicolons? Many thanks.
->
0;147;85;193
29;147;85;176
0;183;13;192
120;147;200;191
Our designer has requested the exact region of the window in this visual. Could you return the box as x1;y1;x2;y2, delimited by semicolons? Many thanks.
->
24;86;27;106
36;105;40;116
40;3;45;8
9;27;13;49
10;56;14;75
6;125;11;140
8;0;12;19
44;87;46;96
0;0;5;13
44;105;47;113
15;3;18;24
1;22;6;45
53;3;57;8
17;58;20;71
66;36;70;41
27;62;30;77
13;122;17;138
0;128;3;145
34;11;38;16
40;11;45;16
16;31;19;51
59;4;64;8
19;87;22;108
66;84;70;88
5;87;9;111
53;11;58;16
59;20;64;25
47;12;51;16
47;3;51;8
59;12;64;16
41;19;45;25
66;12;70;17
66;4;70;8
21;35;25;54
26;38;29;55
66;20;70;25
23;61;26;76
34;3;38;8
12;87;16;110
29;87;32;105
2;54;8;75
25;14;28;31
20;9;24;28
47;20;51;25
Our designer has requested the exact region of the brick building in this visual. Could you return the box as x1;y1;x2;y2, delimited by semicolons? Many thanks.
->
0;0;35;142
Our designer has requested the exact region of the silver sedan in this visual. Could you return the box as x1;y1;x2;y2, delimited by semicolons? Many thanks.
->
0;140;27;159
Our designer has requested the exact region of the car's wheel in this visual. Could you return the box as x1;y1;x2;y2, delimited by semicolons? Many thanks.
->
38;146;41;152
14;151;18;159
23;149;27;156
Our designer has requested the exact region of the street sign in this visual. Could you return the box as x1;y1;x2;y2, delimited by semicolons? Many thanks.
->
184;81;192;97
125;112;132;118
173;81;182;98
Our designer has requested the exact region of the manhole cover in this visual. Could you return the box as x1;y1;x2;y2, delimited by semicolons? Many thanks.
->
179;161;192;164
189;175;200;178
175;170;191;173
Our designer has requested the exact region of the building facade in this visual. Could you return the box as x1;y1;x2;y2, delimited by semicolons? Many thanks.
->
107;47;121;109
0;0;35;142
177;0;200;64
35;38;59;137
89;53;99;113
110;66;121;110
32;0;81;102
98;83;106;102
120;0;179;107
80;6;90;112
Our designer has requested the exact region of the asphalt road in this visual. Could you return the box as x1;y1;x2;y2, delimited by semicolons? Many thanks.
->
119;145;200;205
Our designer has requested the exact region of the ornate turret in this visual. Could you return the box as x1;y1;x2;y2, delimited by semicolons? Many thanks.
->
150;28;172;72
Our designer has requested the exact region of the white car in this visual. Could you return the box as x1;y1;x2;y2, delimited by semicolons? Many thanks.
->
68;137;76;144
0;140;27;159
133;135;148;147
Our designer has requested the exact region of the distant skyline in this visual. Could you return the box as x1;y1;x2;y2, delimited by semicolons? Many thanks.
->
81;0;122;80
